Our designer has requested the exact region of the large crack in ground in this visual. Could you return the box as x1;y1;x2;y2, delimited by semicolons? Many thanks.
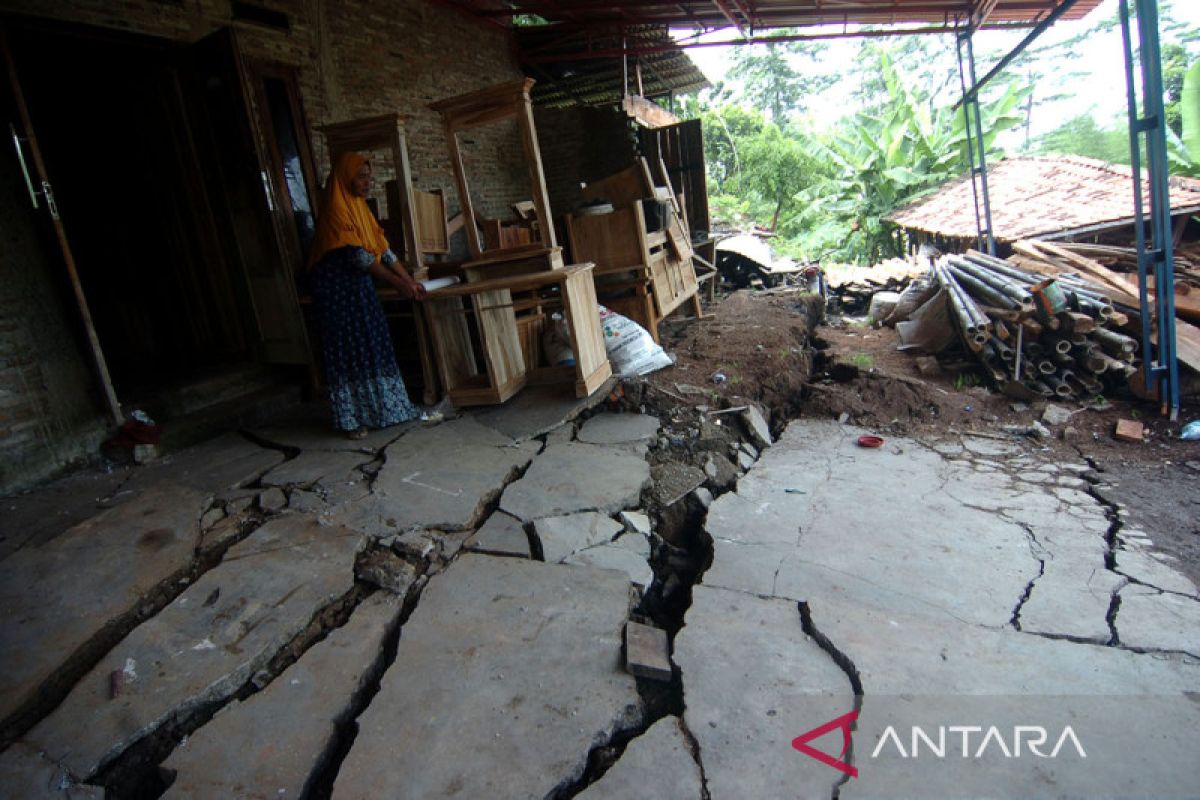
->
798;600;864;800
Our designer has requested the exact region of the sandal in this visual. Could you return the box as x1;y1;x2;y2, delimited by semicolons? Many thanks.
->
346;427;369;440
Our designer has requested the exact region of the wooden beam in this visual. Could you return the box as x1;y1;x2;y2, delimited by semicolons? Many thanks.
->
621;94;680;128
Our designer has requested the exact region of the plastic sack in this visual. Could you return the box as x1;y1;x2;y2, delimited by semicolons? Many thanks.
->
886;273;938;327
542;313;576;367
1181;420;1200;441
597;305;674;377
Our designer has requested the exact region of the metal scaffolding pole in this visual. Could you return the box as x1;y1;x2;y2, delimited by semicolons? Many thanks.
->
955;27;996;257
1119;0;1180;419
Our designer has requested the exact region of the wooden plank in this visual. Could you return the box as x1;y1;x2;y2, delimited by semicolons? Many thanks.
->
424;296;479;393
560;269;609;395
567;209;643;271
473;288;526;392
517;94;556;249
621;94;680;128
579;165;650;209
413;189;448;254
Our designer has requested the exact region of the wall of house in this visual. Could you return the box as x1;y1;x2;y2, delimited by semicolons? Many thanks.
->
0;0;536;492
536;104;639;231
0;151;110;492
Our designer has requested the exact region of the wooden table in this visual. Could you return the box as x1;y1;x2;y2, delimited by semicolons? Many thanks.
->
423;263;611;406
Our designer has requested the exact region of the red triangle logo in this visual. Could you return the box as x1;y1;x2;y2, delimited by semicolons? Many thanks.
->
791;709;859;778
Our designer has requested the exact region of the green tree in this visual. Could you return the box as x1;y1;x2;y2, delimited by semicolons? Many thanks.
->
1034;114;1131;164
728;34;833;120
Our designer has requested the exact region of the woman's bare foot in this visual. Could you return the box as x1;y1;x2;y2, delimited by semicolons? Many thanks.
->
346;427;369;440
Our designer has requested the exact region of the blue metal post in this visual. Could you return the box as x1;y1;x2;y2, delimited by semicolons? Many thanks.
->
1118;0;1180;419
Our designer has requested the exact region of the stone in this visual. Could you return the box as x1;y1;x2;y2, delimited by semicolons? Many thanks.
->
577;413;661;446
249;419;413;453
915;355;942;376
703;457;718;480
287;488;326;513
624;622;672;681
675;587;852;800
260;451;372;488
692;487;714;509
837;411;851;424
741;406;773;449
1116;585;1200;654
199;506;225;530
1062;425;1080;442
22;514;363;779
1042;403;1073;426
336;417;539;533
1114;418;1144;442
127;433;284;494
0;743;104;799
0;484;206;730
535;512;623;563
576;717;702;800
331;555;642;799
257;487;286;512
737;450;756;471
650;462;706;506
465;511;530;558
161;594;402;798
501;442;650;523
356;548;420;595
619;510;652;537
132;443;158;465
739;442;758;459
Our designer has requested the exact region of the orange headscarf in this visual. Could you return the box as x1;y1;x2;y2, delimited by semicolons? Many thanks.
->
307;151;391;268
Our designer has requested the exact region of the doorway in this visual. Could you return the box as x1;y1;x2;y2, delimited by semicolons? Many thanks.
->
3;17;311;411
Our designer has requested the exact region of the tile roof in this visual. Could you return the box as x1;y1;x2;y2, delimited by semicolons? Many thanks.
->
886;155;1200;242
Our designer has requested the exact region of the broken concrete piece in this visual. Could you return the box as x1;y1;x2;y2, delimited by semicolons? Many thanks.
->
1042;403;1073;426
692;487;714;509
576;717;703;800
22;514;363;779
741;406;772;449
619;510;652;537
0;483;207;732
914;355;943;376
338;417;539;533
199;506;225;530
1114;418;1144;443
737;450;756;471
257;487;286;513
625;622;672;681
356;548;419;595
501;442;649;523
675;586;852;800
332;555;642;799
650;462;706;506
565;541;653;588
161;594;402;798
0;743;103;799
197;513;250;557
577;413;661;446
260;451;372;488
465;511;531;558
472;383;610;441
534;512;623;563
1116;585;1200;654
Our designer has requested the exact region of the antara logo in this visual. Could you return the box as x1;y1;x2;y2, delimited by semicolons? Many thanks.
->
791;710;859;777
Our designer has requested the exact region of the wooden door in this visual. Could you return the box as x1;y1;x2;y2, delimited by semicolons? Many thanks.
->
1;26;122;424
179;28;309;364
639;119;709;235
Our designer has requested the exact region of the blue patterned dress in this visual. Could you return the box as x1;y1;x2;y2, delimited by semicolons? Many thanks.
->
310;246;419;432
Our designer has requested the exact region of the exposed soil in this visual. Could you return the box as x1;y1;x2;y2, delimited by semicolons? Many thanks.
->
647;288;1200;584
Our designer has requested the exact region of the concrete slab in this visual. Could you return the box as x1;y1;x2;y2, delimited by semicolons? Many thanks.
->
333;417;539;534
21;514;363;780
249;419;414;453
0;483;207;729
465;511;531;558
674;586;853;800
501;442;650;523
259;451;372;488
576;717;703;800
577;413;661;445
565;537;654;588
1116;585;1200;655
742;405;772;449
471;381;612;441
0;466;133;561
649;462;706;506
125;433;284;495
1018;563;1126;642
1115;544;1199;596
535;512;623;563
332;554;642;799
619;510;652;537
0;743;103;799
161;593;401;798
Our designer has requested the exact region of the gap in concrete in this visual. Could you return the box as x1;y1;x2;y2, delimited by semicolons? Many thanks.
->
92;585;368;799
237;429;301;460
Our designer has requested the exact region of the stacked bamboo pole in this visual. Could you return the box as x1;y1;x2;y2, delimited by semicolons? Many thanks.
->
932;250;1137;400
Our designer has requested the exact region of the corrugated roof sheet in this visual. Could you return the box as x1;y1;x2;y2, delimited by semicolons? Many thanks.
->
886;156;1200;242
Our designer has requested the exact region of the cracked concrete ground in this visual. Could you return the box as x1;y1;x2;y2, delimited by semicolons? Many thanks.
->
1;395;1197;799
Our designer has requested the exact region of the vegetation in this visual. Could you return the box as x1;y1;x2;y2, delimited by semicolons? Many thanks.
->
686;0;1198;265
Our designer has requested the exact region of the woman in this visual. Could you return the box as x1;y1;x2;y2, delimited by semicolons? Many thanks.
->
308;152;428;439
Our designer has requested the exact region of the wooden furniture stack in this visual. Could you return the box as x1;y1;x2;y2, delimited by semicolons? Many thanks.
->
419;79;611;406
566;160;701;343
